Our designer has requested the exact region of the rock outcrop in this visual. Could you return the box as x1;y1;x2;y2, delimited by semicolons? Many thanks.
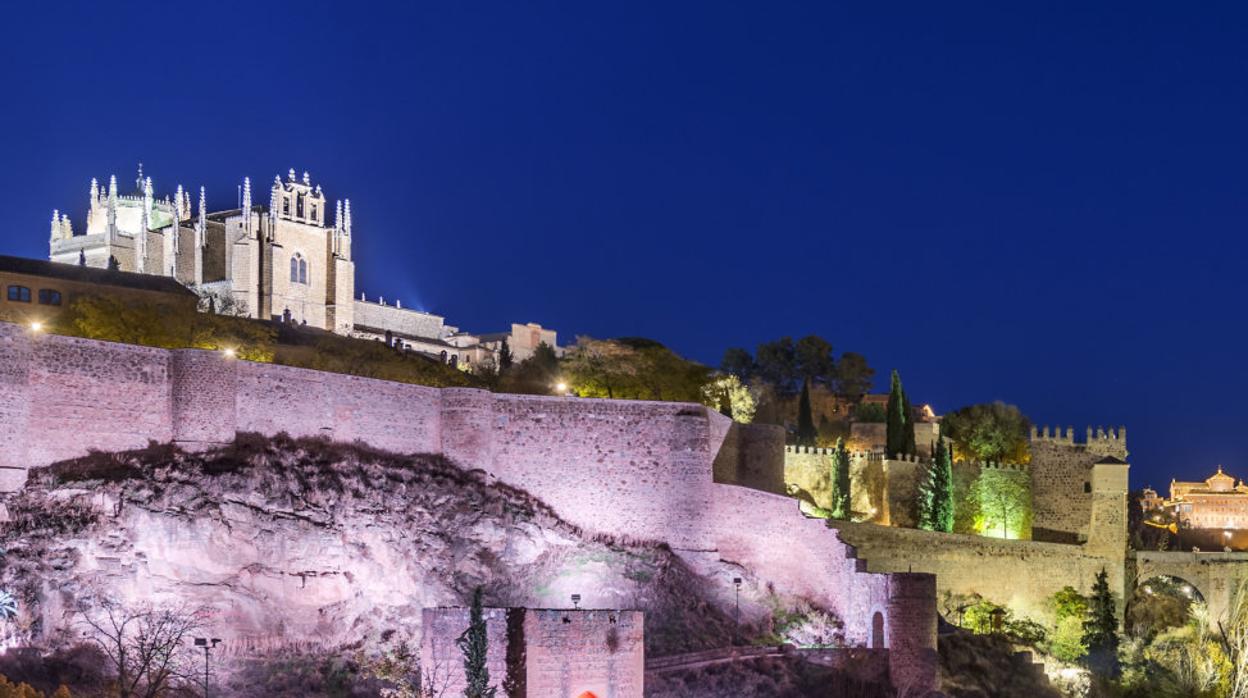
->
1;434;744;693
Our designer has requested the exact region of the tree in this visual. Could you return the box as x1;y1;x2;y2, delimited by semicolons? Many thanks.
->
720;347;755;382
755;337;798;393
971;469;1030;539
457;587;496;698
78;600;206;698
700;374;756;424
498;342;560;395
942;402;1032;463
1082;568;1120;678
497;339;513;372
795;379;817;447
885;370;914;458
829;437;851;520
794;335;835;388
918;443;954;532
833;352;874;404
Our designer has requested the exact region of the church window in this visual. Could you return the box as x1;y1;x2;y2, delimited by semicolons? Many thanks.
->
310;204;318;222
289;254;309;284
296;194;305;218
37;289;61;306
282;197;290;216
6;285;30;303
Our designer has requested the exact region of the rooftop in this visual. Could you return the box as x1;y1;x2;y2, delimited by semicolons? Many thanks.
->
0;255;197;297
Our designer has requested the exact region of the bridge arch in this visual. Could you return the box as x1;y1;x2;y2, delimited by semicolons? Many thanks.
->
1132;551;1248;625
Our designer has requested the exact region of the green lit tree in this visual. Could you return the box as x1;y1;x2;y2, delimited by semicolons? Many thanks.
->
796;379;817;447
971;469;1030;539
918;442;955;532
1082;568;1120;678
886;370;915;458
457;587;497;698
829;437;851;520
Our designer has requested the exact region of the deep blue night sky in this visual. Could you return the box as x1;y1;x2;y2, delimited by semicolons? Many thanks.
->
2;2;1246;488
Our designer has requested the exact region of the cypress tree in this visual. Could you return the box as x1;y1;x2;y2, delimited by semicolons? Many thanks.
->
932;442;954;532
498;338;514;372
1081;568;1120;678
718;391;734;420
457;587;497;698
796;379;817;447
917;442;954;532
886;370;909;457
830;437;851;520
901;390;917;456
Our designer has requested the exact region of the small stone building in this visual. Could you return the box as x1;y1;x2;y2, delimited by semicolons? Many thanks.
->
421;606;644;698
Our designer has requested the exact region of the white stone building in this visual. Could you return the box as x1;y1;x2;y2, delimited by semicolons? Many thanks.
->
48;167;557;368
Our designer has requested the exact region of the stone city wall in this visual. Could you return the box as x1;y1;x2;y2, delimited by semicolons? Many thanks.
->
1030;425;1127;543
0;322;938;691
828;519;1124;622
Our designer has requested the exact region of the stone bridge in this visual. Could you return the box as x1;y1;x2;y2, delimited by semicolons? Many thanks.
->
1133;551;1248;622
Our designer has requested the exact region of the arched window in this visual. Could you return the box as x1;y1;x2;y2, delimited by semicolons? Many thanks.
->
296;194;305;218
440;350;448;362
290;255;309;284
871;611;885;648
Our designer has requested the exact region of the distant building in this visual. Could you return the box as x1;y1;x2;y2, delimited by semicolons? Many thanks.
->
45;167;557;369
0;254;196;327
1156;467;1248;530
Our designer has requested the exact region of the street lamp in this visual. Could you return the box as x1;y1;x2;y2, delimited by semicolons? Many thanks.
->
733;577;742;644
194;637;222;697
571;594;581;610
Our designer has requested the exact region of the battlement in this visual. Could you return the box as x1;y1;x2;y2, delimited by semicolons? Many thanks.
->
784;445;885;461
1031;424;1127;449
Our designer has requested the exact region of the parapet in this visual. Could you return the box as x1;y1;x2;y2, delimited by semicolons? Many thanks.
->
1031;424;1128;457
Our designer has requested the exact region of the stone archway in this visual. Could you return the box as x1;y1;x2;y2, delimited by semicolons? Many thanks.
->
1131;550;1248;624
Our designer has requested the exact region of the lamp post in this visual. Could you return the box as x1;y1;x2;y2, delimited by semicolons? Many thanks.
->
733;577;742;645
194;637;221;697
571;594;581;610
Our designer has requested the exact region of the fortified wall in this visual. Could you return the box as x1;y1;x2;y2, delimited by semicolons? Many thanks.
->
779;426;1132;621
0;323;938;691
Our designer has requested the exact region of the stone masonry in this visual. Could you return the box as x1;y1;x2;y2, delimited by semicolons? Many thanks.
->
0;321;939;693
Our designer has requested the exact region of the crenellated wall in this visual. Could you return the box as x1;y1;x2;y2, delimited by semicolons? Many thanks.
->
0;322;938;691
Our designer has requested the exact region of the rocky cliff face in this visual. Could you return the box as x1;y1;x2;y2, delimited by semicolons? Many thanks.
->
0;434;741;693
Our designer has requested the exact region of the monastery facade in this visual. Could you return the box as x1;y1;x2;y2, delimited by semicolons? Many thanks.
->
1141;466;1248;530
47;167;556;368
